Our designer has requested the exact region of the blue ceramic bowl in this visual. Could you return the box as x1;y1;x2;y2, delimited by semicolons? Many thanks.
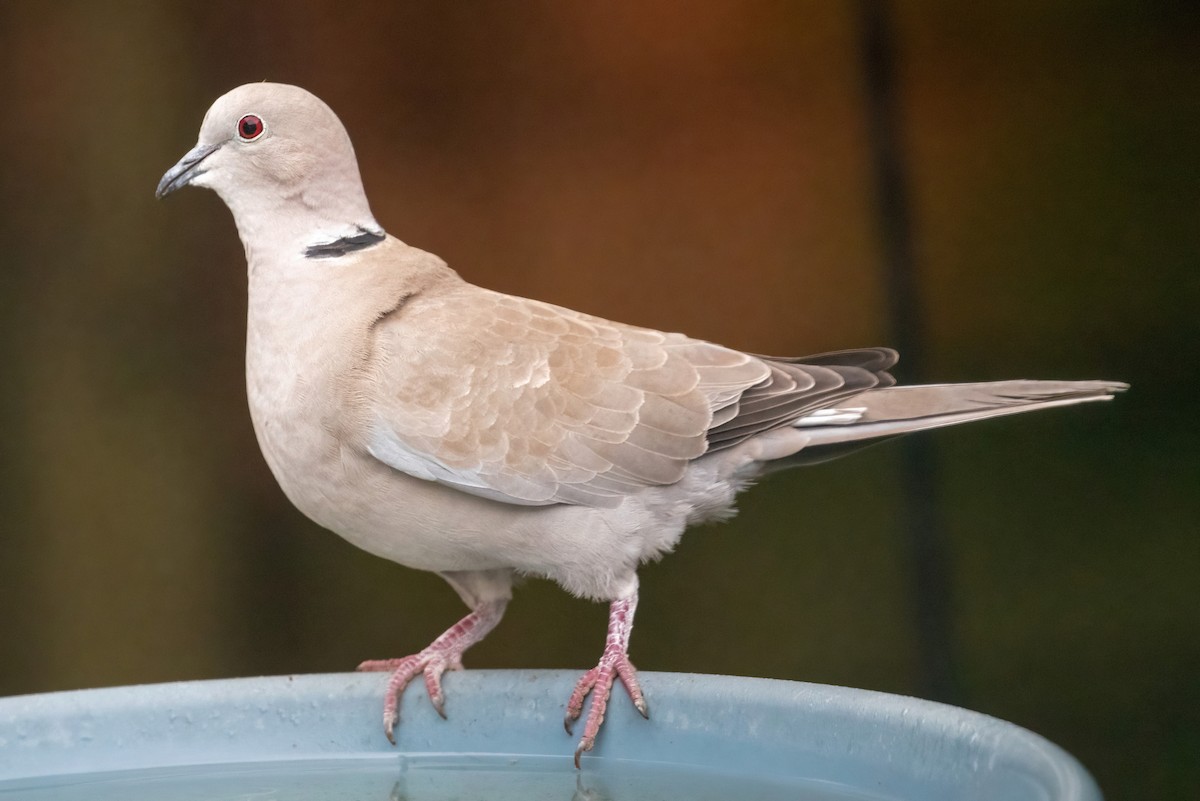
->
0;671;1100;800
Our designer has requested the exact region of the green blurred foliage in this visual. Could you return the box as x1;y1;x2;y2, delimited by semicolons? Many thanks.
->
0;2;1196;798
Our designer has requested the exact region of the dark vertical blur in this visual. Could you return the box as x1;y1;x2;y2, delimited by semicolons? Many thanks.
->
0;8;40;693
857;0;958;703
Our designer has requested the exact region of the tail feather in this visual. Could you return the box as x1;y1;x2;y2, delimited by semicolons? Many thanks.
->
794;379;1128;450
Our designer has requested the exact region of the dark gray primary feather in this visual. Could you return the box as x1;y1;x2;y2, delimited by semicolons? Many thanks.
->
705;348;898;452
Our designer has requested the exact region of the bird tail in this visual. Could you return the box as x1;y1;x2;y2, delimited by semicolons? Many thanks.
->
776;379;1127;467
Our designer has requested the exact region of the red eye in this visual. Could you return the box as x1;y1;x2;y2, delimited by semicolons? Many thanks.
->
237;114;264;141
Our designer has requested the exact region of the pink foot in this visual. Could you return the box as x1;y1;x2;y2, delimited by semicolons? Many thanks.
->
564;591;648;767
358;599;505;744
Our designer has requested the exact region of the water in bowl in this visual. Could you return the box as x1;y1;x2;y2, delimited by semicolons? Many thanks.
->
0;755;893;801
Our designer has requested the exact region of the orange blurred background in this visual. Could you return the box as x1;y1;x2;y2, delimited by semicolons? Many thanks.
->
0;2;1196;798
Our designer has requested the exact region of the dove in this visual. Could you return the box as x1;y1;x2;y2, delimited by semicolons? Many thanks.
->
157;82;1126;766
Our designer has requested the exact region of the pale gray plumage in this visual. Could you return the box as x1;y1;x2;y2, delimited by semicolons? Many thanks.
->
157;82;1127;764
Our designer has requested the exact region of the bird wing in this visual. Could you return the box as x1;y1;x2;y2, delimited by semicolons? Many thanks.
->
365;284;892;507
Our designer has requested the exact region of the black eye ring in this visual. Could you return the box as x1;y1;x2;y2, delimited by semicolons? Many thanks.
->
237;114;265;141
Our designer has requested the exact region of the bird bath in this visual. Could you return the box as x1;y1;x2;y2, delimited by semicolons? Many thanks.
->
0;671;1100;800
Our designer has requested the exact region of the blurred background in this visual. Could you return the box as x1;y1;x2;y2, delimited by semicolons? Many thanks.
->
1;1;1197;798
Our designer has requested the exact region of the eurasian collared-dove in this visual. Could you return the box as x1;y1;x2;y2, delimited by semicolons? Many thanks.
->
157;82;1126;766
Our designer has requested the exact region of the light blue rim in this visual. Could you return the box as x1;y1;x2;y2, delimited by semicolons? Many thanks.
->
0;671;1101;799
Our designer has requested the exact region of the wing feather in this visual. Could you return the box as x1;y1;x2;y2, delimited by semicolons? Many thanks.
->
364;284;894;507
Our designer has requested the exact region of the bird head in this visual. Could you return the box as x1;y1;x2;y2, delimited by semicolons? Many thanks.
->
157;82;379;250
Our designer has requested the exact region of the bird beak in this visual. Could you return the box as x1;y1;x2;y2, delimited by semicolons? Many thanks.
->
156;142;222;199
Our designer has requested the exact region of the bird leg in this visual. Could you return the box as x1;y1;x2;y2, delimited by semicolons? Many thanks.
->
565;588;648;767
357;598;507;744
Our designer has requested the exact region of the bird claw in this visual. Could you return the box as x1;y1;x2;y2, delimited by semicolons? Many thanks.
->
359;600;508;745
564;666;599;734
359;650;454;744
565;647;646;766
426;663;448;719
357;657;406;672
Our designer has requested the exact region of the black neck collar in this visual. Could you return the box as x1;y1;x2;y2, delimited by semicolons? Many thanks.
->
304;226;386;259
